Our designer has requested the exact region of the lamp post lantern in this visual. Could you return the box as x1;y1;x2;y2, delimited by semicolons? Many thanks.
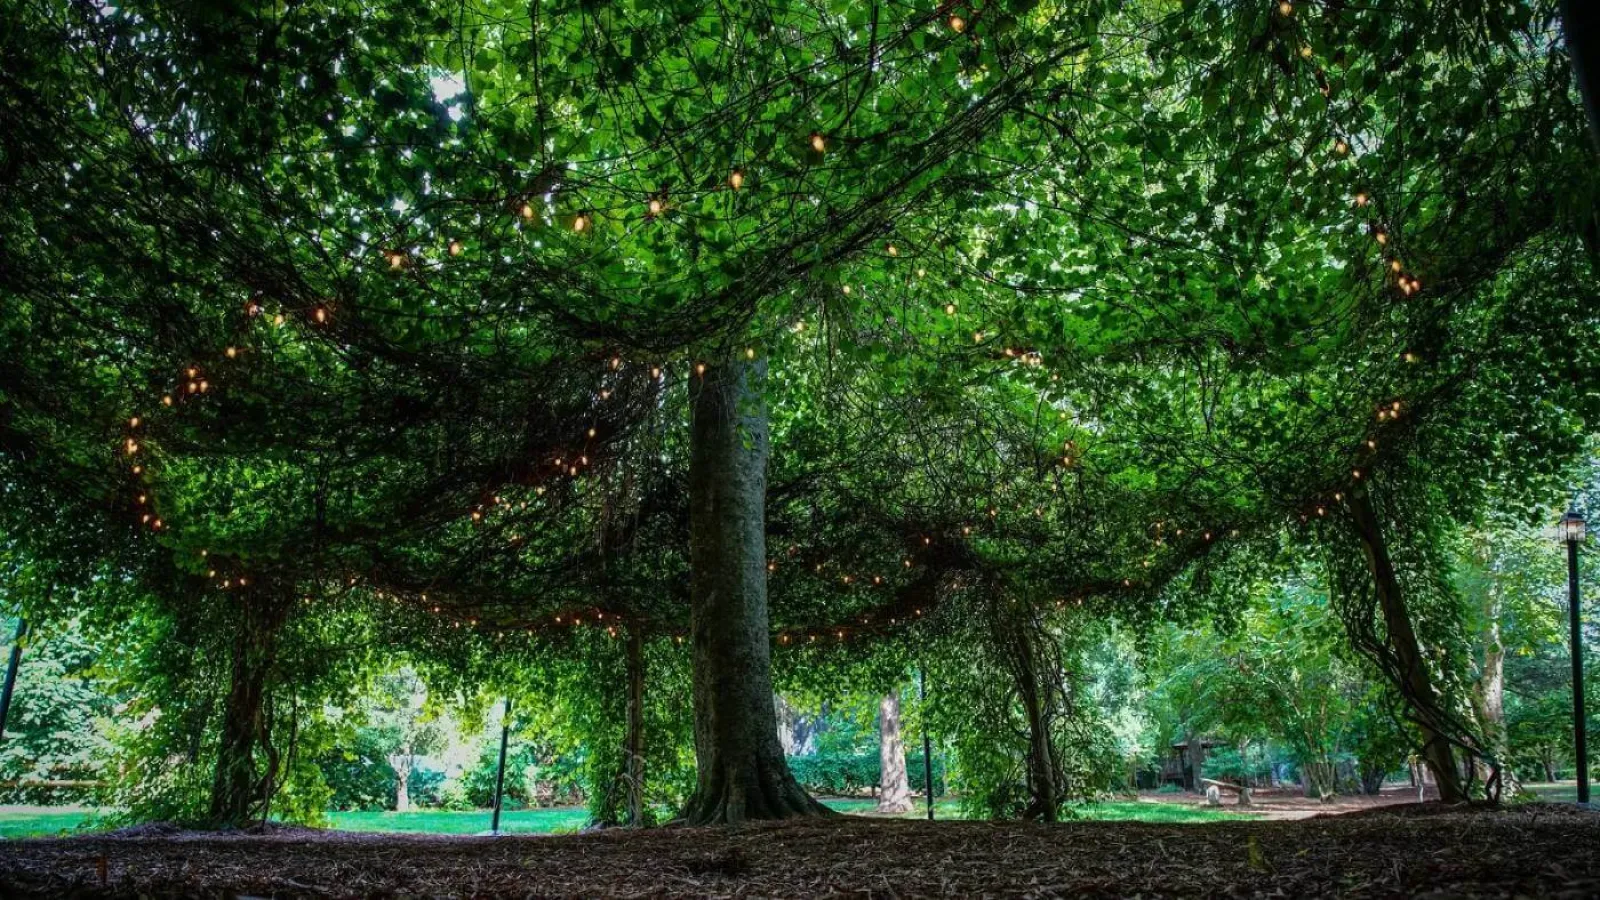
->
1560;509;1588;804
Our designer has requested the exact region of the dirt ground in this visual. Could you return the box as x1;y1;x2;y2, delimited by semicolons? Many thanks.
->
1139;783;1437;820
2;803;1597;898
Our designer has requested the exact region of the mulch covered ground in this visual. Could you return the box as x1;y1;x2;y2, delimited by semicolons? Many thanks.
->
2;803;1596;898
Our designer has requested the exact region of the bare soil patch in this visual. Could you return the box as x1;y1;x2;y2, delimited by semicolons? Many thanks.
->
1;803;1595;898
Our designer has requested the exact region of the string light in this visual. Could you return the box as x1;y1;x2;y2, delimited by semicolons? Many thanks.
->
573;213;589;232
448;239;464;257
729;168;745;190
810;132;826;153
949;14;966;32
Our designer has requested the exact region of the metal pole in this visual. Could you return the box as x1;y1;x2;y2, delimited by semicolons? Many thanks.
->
1570;537;1589;804
919;666;934;820
0;619;26;741
491;697;513;833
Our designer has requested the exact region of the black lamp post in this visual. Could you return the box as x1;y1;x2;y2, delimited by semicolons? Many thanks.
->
1560;509;1588;804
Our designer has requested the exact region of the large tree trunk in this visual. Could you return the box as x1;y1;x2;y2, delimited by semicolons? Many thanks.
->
208;587;290;828
1346;488;1467;803
624;621;646;827
875;690;913;813
679;357;828;825
1187;732;1208;794
1470;580;1521;798
1005;617;1061;822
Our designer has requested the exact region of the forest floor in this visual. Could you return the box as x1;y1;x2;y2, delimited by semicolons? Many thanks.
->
0;802;1595;898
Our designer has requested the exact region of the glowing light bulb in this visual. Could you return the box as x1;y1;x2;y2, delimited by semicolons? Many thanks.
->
945;303;957;315
573;213;589;232
729;168;745;190
745;347;756;360
949;14;966;32
225;347;237;359
1279;1;1292;14
129;416;140;428
314;306;328;323
695;362;706;376
810;132;825;153
1300;45;1313;59
520;203;535;220
887;244;898;257
448;239;463;256
1354;192;1369;207
648;198;664;216
1334;139;1349;155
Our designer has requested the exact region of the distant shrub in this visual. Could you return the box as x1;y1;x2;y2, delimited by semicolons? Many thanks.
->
787;751;946;797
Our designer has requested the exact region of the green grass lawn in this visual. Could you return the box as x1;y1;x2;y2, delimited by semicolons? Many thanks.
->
0;795;1268;838
821;797;1247;823
1521;782;1581;803
0;806;107;839
327;807;589;834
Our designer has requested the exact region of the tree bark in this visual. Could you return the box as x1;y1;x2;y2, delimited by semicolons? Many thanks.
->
1470;580;1520;798
1346;487;1467;803
624;620;646;827
679;357;828;825
1008;620;1060;821
390;750;413;812
875;690;913;813
207;587;290;828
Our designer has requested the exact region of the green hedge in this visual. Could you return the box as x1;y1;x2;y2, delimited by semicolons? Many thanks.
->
787;751;946;797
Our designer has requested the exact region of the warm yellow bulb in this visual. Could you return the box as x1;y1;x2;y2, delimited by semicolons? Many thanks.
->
573;213;588;232
729;169;745;190
810;132;826;153
1279;1;1292;15
1300;45;1313;59
887;244;898;256
129;416;140;428
745;347;756;359
949;14;966;32
648;198;664;216
448;239;463;256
